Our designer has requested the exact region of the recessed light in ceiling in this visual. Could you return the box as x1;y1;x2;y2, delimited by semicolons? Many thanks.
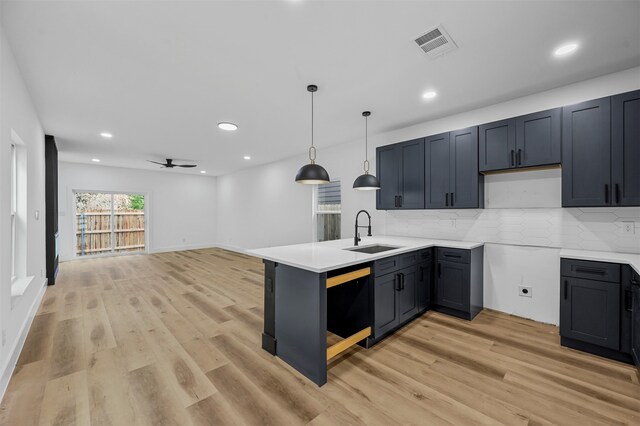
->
553;42;579;57
218;122;238;131
422;91;438;100
100;132;113;138
200;170;207;174
91;158;101;162
243;156;251;160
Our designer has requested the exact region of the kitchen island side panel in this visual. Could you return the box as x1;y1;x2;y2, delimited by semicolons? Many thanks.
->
274;264;328;386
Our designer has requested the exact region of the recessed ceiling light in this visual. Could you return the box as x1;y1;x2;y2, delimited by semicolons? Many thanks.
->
243;156;251;160
200;170;207;174
100;132;113;138
422;91;437;100
91;158;101;162
553;42;579;57
218;122;238;131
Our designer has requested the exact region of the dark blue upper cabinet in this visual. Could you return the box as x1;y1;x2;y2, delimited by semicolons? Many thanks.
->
480;109;561;172
612;90;640;206
479;118;516;172
376;145;400;209
424;132;450;209
376;138;424;210
562;97;611;207
449;127;481;209
399;139;425;209
515;108;562;168
425;128;482;209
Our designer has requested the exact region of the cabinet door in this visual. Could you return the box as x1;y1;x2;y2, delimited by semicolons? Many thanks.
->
631;272;640;366
479;118;516;172
435;261;470;312
397;266;419;323
376;145;400;209
612;90;640;206
449;127;480;208
562;98;611;207
515;108;561;168
560;277;620;350
373;272;399;336
418;261;432;312
424;132;450;209
399;138;425;209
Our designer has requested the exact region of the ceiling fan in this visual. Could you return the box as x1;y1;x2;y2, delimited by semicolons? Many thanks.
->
147;158;197;168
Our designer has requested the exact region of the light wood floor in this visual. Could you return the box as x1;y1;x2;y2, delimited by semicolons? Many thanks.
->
1;248;638;426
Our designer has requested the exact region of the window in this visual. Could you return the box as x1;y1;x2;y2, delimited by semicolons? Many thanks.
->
10;143;17;282
314;180;341;242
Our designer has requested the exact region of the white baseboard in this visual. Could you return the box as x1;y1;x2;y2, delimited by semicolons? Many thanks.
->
0;278;47;402
214;243;249;255
150;243;219;254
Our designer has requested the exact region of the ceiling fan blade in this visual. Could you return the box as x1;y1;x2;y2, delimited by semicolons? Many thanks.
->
176;164;197;168
147;160;166;165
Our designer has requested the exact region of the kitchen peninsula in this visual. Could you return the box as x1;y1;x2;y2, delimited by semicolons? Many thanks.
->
248;236;484;386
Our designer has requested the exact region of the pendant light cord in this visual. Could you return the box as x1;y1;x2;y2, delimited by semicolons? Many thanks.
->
309;90;316;164
363;113;370;173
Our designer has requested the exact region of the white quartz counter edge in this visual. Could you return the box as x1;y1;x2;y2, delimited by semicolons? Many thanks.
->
246;236;483;273
560;249;640;275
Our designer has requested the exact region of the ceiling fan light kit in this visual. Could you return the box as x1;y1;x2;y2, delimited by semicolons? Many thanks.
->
353;111;381;190
295;84;331;184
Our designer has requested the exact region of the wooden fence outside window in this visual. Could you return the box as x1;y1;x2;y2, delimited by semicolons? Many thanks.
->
76;210;145;255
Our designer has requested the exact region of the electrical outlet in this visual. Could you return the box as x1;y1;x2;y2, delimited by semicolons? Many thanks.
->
622;222;635;235
519;286;532;298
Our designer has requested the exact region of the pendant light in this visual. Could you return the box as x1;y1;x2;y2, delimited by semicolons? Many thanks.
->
353;111;381;190
295;84;330;184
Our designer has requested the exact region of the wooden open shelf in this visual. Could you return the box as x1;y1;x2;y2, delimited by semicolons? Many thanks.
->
326;327;371;361
326;267;371;289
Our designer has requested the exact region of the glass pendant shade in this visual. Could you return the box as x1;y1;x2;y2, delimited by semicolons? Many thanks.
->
353;111;381;190
296;84;330;184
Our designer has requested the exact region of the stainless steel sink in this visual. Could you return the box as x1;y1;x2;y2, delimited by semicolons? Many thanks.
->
344;244;401;254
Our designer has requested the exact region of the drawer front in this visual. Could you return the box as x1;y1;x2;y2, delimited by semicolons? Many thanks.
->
437;248;470;264
374;256;399;277
398;251;419;269
418;249;433;263
561;259;621;283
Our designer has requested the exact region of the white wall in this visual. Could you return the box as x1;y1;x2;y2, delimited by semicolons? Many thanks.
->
0;25;48;396
217;67;640;325
58;162;217;261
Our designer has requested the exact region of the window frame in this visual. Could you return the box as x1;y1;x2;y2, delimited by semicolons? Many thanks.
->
313;180;342;242
10;143;17;283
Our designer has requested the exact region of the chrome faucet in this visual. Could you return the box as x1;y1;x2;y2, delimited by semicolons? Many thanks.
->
354;210;372;246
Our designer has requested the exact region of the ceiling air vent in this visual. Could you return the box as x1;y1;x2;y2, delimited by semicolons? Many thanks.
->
414;25;457;58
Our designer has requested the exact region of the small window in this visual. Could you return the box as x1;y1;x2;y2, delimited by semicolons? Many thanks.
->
315;181;341;242
10;143;17;282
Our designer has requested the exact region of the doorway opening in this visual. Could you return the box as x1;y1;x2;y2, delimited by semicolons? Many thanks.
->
75;192;146;257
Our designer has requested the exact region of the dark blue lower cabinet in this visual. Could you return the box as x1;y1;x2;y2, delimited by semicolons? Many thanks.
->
432;247;483;321
373;272;400;337
418;261;432;312
560;259;635;365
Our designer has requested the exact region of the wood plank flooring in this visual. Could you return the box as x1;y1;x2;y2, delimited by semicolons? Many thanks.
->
1;248;638;425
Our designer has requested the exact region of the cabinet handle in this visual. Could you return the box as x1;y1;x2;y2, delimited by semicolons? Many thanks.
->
444;253;462;259
511;149;515;166
419;266;424;282
401;273;405;290
605;184;609;204
395;274;401;291
399;195;403;207
574;267;606;276
517;149;522;166
437;262;442;277
615;184;620;204
394;195;398;207
564;280;568;300
450;192;454;207
625;290;633;312
445;193;449;207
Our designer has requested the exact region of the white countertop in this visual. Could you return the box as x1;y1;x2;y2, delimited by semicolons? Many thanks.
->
246;236;483;273
560;248;640;275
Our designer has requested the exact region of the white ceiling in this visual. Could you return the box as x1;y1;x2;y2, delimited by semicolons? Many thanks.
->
2;0;639;176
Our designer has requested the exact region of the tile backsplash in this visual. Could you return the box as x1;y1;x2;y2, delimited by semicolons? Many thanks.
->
385;207;640;254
